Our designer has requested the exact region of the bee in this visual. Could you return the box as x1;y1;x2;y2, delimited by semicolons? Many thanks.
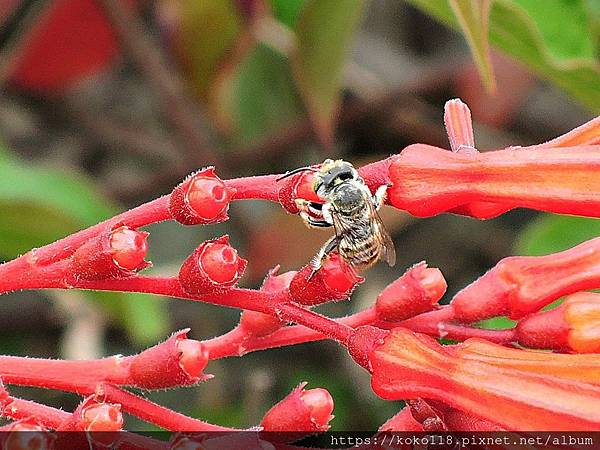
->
278;159;395;276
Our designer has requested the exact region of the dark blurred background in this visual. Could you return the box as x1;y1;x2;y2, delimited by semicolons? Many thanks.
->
0;0;598;430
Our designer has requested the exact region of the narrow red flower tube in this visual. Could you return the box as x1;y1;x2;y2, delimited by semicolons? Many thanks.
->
368;328;600;430
450;237;600;322
289;253;364;305
388;143;600;218
169;167;234;225
260;383;334;433
129;329;210;389
517;292;600;353
178;235;247;295
376;262;446;322
68;225;150;281
239;267;294;337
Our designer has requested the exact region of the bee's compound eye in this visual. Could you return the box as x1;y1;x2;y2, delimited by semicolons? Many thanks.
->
337;172;354;181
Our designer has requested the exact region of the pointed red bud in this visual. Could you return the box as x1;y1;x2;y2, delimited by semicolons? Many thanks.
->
129;330;210;389
277;169;321;214
376;262;446;322
179;235;247;295
170;167;234;225
68;225;151;281
289;253;364;305
261;383;334;434
239;267;293;337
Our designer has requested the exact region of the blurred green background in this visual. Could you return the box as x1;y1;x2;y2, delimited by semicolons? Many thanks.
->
0;0;598;431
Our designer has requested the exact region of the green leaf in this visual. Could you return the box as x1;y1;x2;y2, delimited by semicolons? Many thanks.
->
0;145;168;344
515;214;600;256
0;148;113;258
269;0;306;28
178;0;242;99
448;0;496;93
407;0;600;112
292;0;365;146
478;315;517;329
229;43;305;143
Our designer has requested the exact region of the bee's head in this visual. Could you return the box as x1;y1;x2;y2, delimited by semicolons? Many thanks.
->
314;160;358;197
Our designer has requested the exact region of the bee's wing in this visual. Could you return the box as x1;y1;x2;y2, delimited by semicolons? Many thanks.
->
370;203;396;267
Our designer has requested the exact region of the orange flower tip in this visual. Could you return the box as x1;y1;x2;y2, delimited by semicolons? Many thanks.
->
300;388;334;427
176;338;209;379
347;326;389;371
82;403;123;432
564;292;600;353
170;167;233;225
109;226;150;271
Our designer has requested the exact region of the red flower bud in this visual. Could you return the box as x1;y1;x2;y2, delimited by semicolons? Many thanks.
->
277;169;321;214
261;383;334;433
239;267;293;337
1;421;51;450
81;402;123;432
289;253;364;305
170;167;234;225
129;330;210;389
376;262;446;322
68;225;151;281
179;235;247;295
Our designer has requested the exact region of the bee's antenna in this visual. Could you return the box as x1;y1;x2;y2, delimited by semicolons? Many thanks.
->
276;167;318;182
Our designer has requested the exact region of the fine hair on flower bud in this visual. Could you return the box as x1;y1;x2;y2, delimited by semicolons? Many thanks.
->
169;167;234;225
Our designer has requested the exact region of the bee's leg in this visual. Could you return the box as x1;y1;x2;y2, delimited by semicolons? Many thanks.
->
303;215;332;228
308;236;339;280
373;184;389;210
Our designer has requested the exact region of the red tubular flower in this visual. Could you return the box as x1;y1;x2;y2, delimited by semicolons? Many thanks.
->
456;338;600;386
450;237;600;322
79;401;123;432
368;328;600;430
376;262;446;322
387;143;600;218
517;292;600;353
129;330;210;389
68;225;150;281
277;169;321;214
169;167;234;225
260;383;334;433
289;253;364;305
178;235;247;295
239;267;294;337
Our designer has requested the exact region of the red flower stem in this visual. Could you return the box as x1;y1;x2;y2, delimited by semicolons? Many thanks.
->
32;196;172;266
397;307;516;343
2;396;71;428
0;355;129;392
225;175;280;201
276;303;354;344
99;384;236;432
